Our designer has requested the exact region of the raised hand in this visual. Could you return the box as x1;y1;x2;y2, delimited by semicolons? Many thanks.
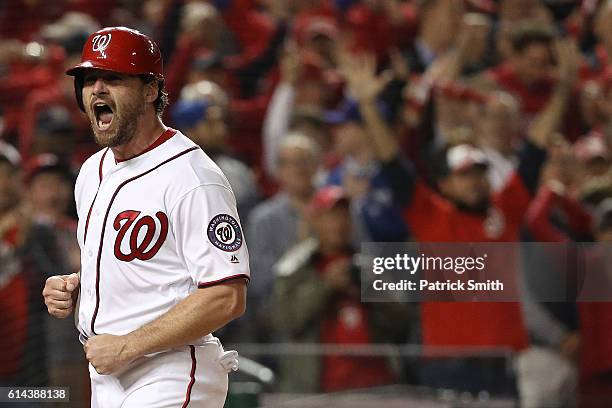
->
338;51;392;103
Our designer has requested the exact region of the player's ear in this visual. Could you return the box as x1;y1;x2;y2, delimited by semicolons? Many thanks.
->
143;79;158;104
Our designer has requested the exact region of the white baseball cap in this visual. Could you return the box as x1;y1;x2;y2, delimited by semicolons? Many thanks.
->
446;144;488;173
0;141;21;167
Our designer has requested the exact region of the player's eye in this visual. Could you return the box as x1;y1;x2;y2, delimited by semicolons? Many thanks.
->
83;75;99;86
82;74;123;86
105;74;122;82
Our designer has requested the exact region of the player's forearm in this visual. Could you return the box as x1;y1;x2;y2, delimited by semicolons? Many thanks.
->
123;282;246;359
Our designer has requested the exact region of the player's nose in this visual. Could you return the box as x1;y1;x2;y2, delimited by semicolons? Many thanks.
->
92;78;109;95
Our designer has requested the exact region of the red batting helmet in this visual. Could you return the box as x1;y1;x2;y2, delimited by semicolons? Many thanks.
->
66;27;164;111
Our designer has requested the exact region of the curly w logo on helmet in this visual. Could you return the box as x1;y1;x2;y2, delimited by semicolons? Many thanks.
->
91;34;112;53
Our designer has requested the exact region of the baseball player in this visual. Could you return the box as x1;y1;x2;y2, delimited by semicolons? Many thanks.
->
42;27;250;407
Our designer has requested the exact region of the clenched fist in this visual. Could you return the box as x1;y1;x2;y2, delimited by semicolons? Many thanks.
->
84;334;137;375
42;273;80;318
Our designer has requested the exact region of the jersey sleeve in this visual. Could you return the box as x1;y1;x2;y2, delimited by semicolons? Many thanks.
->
170;183;250;288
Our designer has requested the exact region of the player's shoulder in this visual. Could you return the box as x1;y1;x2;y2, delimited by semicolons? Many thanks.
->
168;131;231;190
274;238;319;277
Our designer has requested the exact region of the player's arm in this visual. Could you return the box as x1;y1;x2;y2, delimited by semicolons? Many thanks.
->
84;280;246;374
126;280;246;352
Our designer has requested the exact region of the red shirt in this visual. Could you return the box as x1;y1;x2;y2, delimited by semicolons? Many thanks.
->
227;93;270;166
524;186;612;381
0;0;52;41
0;64;60;137
294;0;338;20
579;302;612;380
0;226;28;378
317;254;394;392
344;3;417;60
403;173;531;351
486;64;582;141
577;250;612;380
218;0;276;70
18;84;92;162
0;45;65;138
524;186;592;242
486;64;555;116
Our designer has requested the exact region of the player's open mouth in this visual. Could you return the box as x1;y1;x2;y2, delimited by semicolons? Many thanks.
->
93;102;114;131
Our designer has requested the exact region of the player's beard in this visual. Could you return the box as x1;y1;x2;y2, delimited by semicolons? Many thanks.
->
87;97;145;148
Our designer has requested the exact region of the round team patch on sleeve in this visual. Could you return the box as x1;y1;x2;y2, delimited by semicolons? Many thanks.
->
207;214;243;252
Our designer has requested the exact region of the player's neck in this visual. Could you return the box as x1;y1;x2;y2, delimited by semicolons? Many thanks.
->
111;114;166;161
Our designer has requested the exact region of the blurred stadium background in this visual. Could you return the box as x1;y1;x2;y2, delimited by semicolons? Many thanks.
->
2;0;612;406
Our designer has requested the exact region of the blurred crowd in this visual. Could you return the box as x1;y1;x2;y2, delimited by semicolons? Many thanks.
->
2;0;612;406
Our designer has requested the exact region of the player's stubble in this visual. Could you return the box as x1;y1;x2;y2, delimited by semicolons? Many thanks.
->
85;91;145;148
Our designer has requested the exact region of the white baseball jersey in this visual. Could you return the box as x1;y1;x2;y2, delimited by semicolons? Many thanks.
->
74;128;250;341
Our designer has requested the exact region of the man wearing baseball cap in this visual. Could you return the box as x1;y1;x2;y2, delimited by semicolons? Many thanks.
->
336;46;578;393
437;143;491;213
42;27;250;407
274;186;409;393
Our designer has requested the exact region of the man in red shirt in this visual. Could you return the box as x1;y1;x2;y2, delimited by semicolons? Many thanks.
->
339;41;578;393
274;186;411;392
485;24;556;117
484;23;583;140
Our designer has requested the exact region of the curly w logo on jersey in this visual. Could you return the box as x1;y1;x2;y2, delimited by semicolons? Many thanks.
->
113;210;168;261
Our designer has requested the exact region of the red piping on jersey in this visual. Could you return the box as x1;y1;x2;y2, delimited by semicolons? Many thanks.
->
84;149;109;244
114;128;177;163
182;345;197;408
198;274;250;289
90;146;199;335
98;149;107;182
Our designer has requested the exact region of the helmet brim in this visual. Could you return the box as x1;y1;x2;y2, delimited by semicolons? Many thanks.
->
66;61;129;77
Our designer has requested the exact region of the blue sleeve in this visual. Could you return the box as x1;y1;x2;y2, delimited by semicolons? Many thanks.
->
211;0;232;10
380;154;416;206
517;140;547;195
325;166;344;187
334;0;359;11
358;171;410;242
360;200;409;242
